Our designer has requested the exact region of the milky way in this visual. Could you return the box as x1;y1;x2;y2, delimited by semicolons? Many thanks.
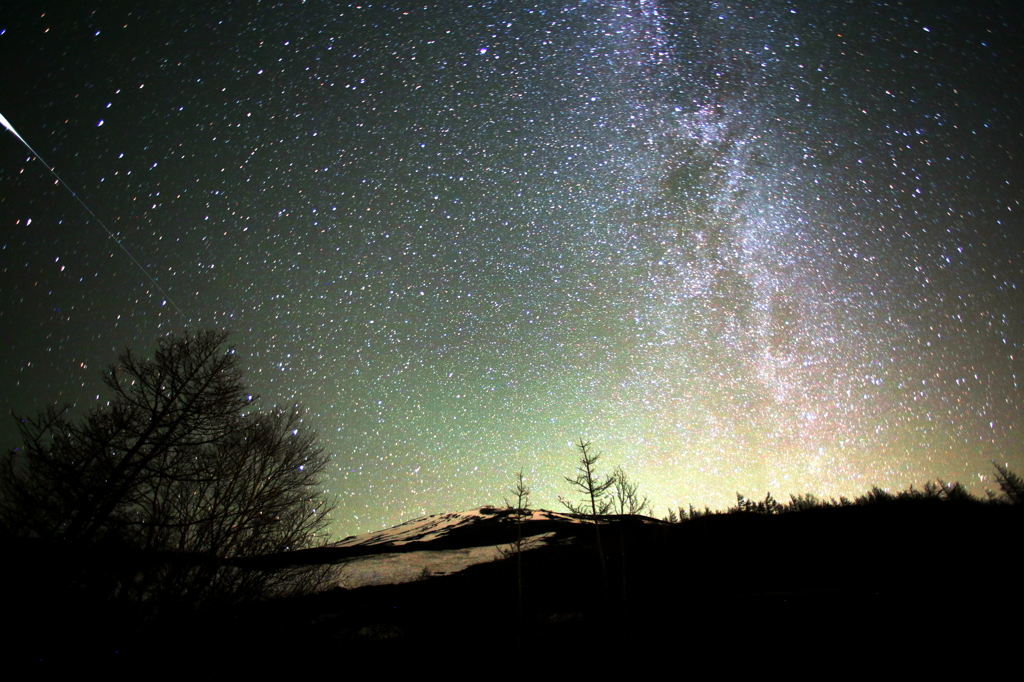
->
2;1;1022;535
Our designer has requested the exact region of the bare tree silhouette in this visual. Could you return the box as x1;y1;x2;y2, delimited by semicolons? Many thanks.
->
0;330;335;617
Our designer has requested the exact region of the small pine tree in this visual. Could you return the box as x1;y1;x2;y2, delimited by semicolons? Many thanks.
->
993;463;1024;504
560;439;613;597
561;439;615;518
498;470;531;653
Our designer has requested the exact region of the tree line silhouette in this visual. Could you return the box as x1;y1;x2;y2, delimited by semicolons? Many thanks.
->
2;329;1022;664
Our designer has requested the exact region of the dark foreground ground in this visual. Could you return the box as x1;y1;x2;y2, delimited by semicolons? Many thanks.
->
9;499;1020;668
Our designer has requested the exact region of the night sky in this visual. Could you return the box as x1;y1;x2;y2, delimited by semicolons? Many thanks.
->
2;0;1022;537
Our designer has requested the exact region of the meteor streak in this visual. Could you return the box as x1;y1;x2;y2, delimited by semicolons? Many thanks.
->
1;111;186;319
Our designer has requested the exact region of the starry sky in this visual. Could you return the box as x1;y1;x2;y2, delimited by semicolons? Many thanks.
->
2;0;1022;537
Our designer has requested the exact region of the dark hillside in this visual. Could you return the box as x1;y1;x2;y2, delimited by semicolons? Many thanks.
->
121;497;1021;668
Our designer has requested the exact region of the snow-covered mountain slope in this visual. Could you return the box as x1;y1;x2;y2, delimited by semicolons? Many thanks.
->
334;544;513;588
326;507;584;588
334;507;581;548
